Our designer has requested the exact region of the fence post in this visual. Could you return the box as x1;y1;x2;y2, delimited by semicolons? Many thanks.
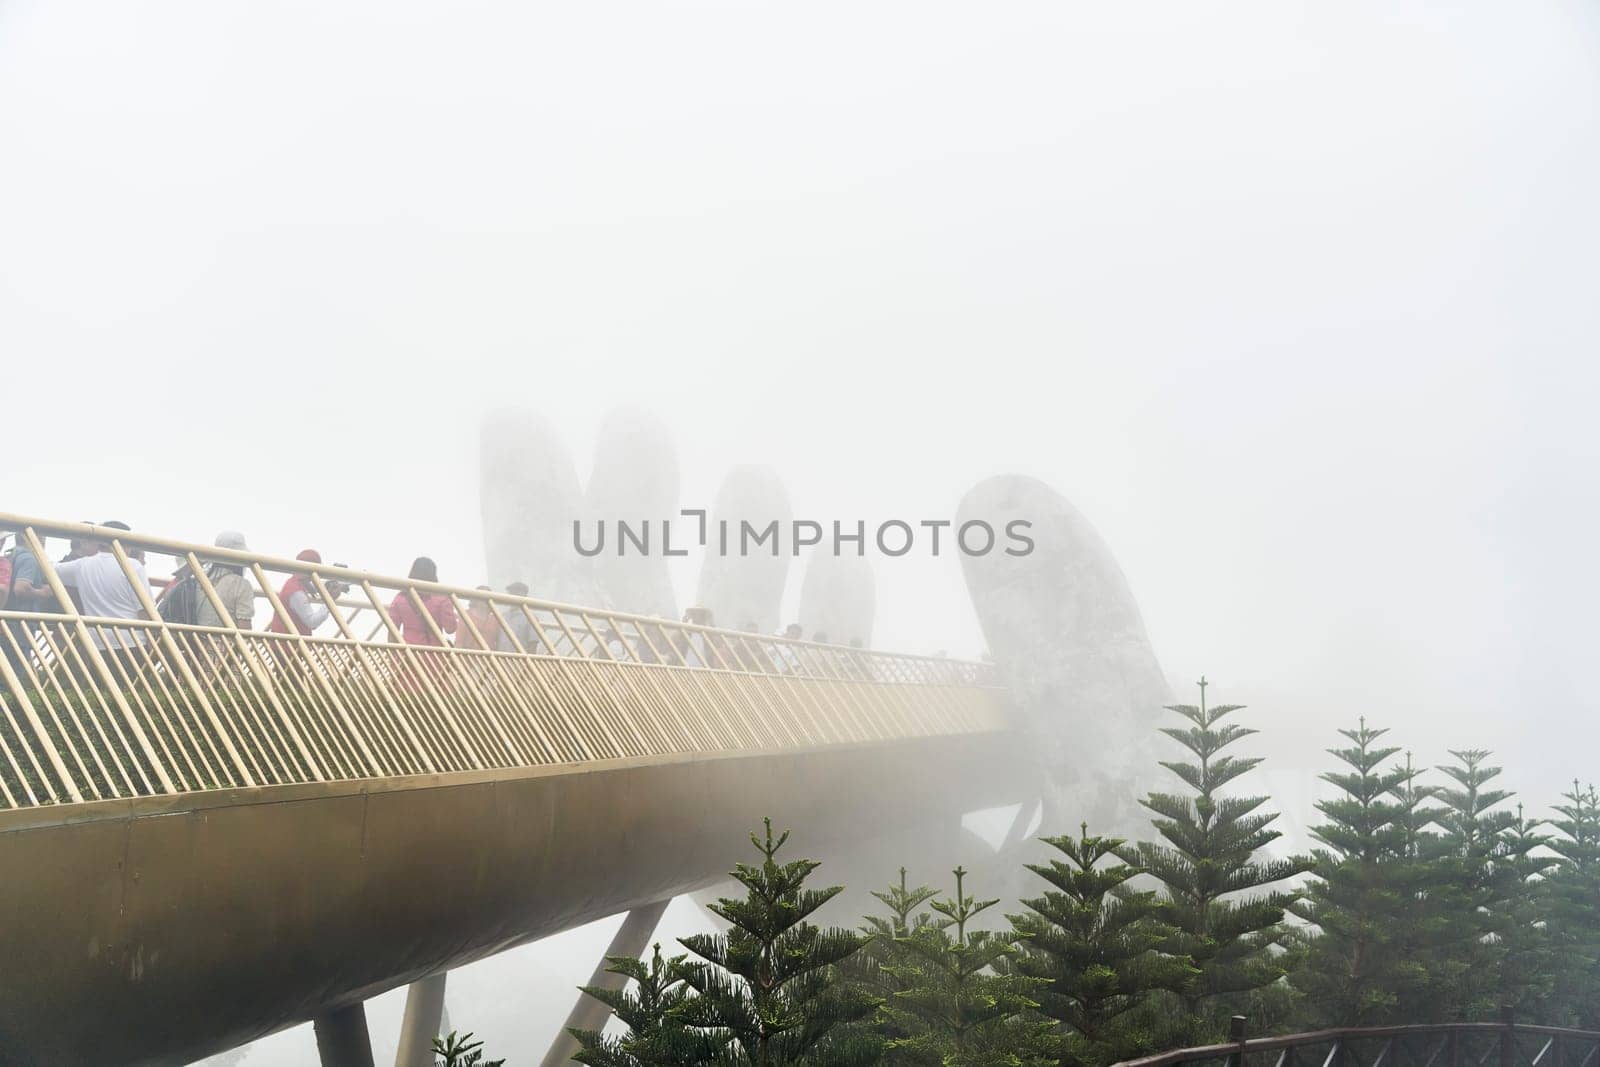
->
1500;1006;1515;1067
1228;1016;1248;1067
1447;1029;1460;1067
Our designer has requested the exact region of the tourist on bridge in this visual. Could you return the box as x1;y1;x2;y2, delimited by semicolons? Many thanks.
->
52;521;151;678
497;581;543;654
385;558;458;692
266;549;342;637
460;586;504;651
7;535;62;619
388;557;458;646
769;623;803;674
195;531;256;631
3;533;57;676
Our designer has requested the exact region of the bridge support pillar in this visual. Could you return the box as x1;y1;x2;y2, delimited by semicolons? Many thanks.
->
314;1002;376;1067
395;971;450;1067
539;899;671;1067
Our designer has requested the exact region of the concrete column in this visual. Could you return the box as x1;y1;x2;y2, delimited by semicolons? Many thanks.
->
538;899;671;1067
314;1003;376;1067
394;971;449;1067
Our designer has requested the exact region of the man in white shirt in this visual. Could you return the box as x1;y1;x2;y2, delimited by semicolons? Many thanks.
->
53;521;153;678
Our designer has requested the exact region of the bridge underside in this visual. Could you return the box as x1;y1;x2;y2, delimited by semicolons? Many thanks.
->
0;732;1027;1067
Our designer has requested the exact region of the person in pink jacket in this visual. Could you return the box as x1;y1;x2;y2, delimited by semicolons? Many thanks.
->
388;557;458;646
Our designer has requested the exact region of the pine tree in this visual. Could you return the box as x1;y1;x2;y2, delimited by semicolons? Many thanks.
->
1436;749;1517;857
1427;749;1518;1019
1134;678;1310;1038
677;818;883;1067
1495;806;1558;1017
570;944;715;1067
1364;752;1460;1023
432;1031;504;1067
1008;825;1191;1066
881;867;1057;1067
854;870;945;1067
1546;782;1600;1027
1287;718;1414;1024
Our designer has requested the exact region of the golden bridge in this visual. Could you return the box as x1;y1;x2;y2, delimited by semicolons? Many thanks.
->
0;514;1025;1067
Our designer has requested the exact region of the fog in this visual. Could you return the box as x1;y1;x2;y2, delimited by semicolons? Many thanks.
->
2;2;1598;1062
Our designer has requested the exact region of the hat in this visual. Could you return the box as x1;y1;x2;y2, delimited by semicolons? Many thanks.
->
214;531;248;551
296;549;323;564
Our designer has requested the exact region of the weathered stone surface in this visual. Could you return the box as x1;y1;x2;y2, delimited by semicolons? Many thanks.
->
586;407;680;620
798;553;875;647
692;466;792;634
957;475;1170;837
479;408;602;608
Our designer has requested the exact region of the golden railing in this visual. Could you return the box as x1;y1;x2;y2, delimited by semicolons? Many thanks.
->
0;514;1004;809
1114;1014;1600;1067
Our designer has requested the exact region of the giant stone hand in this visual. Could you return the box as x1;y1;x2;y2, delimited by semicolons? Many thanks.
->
478;407;1170;895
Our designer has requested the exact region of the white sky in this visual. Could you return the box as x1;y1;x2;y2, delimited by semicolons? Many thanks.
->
5;0;1599;787
3;3;1599;1058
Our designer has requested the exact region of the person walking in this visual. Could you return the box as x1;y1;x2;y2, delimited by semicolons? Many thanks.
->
388;558;457;646
53;521;151;680
195;531;256;632
459;586;505;651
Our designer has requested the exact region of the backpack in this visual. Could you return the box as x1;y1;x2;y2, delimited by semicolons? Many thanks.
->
159;570;204;626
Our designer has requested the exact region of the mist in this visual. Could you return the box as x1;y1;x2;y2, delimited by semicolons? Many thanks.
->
3;1;1599;1062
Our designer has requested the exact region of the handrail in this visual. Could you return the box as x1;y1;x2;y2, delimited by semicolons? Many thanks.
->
0;513;1006;810
0;512;991;676
1114;1016;1600;1067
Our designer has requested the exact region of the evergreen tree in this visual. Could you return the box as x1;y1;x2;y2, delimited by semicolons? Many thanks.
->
881;867;1057;1067
1546;782;1600;1027
1134;678;1310;1038
854;870;945;1067
1380;752;1456;1020
1495;806;1558;1017
1427;749;1518;1019
677;819;883;1067
432;1031;504;1067
570;944;715;1067
1287;719;1415;1024
1008;825;1191;1066
1435;749;1517;856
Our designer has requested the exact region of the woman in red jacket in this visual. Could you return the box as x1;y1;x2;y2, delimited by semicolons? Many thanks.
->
388;557;458;645
386;557;459;692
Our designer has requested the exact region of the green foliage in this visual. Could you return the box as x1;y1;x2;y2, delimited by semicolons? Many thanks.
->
1545;782;1600;1027
1495;806;1559;1016
560;693;1600;1064
852;869;945;1067
1008;825;1191;1066
1418;748;1520;1020
1133;679;1310;1036
432;1030;504;1067
1288;719;1422;1024
570;944;716;1067
677;818;883;1067
878;867;1056;1067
